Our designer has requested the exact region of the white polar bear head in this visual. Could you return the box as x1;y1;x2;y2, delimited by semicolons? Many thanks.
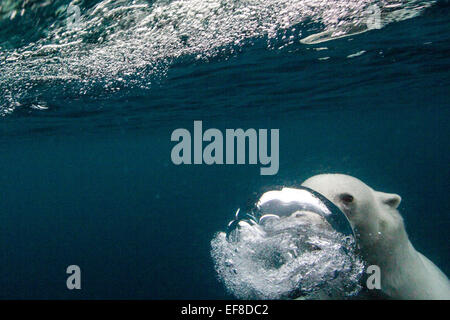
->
301;174;403;250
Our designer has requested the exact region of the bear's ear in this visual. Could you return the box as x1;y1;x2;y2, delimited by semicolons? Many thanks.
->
376;191;401;209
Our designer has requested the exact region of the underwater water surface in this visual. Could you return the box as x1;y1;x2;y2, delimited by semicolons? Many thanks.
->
0;0;449;299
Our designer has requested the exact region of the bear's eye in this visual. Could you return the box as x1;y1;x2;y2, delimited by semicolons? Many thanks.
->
340;193;354;203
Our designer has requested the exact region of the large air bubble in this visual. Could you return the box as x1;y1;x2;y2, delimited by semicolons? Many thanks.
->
211;187;365;299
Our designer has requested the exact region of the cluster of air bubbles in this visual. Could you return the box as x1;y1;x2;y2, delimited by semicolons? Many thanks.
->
211;210;365;299
0;0;435;115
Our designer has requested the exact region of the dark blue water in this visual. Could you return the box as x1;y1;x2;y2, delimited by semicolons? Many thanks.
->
0;0;449;299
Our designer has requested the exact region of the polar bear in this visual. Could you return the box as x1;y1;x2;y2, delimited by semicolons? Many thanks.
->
301;174;450;300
